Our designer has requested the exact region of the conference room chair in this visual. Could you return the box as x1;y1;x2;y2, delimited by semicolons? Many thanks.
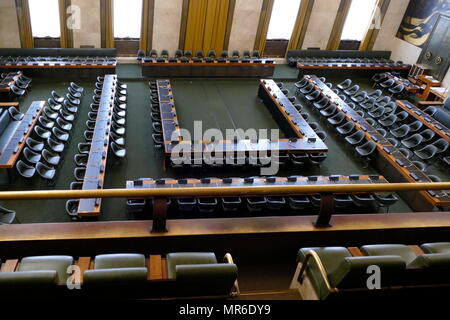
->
377;128;388;137
112;113;126;126
308;153;327;165
431;138;450;154
89;103;98;113
394;110;410;124
26;137;44;153
43;106;58;120
70;181;83;190
360;98;375;111
160;49;169;59
378;113;397;128
373;193;399;212
355;141;377;160
390;124;411;139
46;137;64;153
288;96;297;103
149;49;158;58
0;206;16;224
207;50;216;58
68;87;82;99
327;112;346;126
112;122;126;136
57;118;72;131
320;104;337;118
414;145;438;161
288;195;310;211
111;131;125;147
408;120;424;133
38;116;55;129
246;197;267;212
62;100;78;114
301;112;310;121
294;104;302;112
52;127;69;143
420;129;436;144
336;121;356;136
8;107;24;121
174;49;183;58
305;90;321;102
368;89;383;99
51;91;65;104
316;131;327;142
379;78;396;91
16;160;36;179
388;84;405;98
74;153;88;167
23;147;41;165
221;197;242;212
78;143;91;155
344;85;360;96
401;133;424;149
351;91;368;103
137;49;145;60
428;175;442;183
325;82;333;89
424;106;438;117
411;160;428;172
313;97;329;110
36;162;56;182
197;197;218;213
337;79;352;91
351;193;377;207
372;73;388;84
290;153;309;166
34;125;51;140
252;50;260;58
110;141;126;158
308;122;319;132
398;148;413;160
300;83;314;95
42;149;60;166
387;137;400;147
374;96;391;108
366;118;376;126
73;167;86;182
19;73;33;84
184;50;193;59
65;199;79;218
231;50;240;58
59;109;75;122
152;133;163;147
443;156;450;167
384;101;397;115
344;130;365;146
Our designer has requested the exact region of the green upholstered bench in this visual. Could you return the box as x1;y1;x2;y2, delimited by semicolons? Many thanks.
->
17;255;74;283
295;247;405;300
421;243;450;254
166;252;238;297
83;254;147;285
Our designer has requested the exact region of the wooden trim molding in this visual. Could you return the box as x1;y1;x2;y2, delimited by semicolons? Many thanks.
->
15;0;34;48
140;0;155;52
326;0;352;50
100;0;114;48
59;0;74;48
223;0;236;50
178;0;190;50
253;0;275;53
288;0;315;51
359;0;391;50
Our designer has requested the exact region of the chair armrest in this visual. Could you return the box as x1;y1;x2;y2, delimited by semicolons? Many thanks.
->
418;101;444;106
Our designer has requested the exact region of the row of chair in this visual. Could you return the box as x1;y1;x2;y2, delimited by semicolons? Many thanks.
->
335;80;449;165
293;242;450;300
0;252;238;298
2;72;32;98
289;56;400;66
138;49;261;60
373;72;421;92
0;55;117;64
66;77;127;218
16;82;85;182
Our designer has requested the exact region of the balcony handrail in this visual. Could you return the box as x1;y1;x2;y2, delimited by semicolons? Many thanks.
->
0;182;448;200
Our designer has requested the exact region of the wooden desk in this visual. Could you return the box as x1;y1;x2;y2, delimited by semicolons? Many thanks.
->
306;75;450;211
396;100;450;143
142;58;275;78
77;75;117;217
0;72;21;93
157;79;328;160
0;101;44;168
126;175;390;200
429;87;449;101
0;102;20;110
385;72;422;94
417;75;442;100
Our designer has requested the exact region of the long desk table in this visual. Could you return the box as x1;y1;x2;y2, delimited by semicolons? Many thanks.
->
297;62;411;78
77;75;117;217
396;100;450;143
126;174;389;197
0;72;21;93
142;58;275;78
156;79;327;161
0;56;116;78
306;75;450;211
0;101;44;168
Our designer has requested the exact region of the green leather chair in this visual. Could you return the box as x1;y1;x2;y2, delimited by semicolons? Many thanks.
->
297;247;405;299
18;255;74;283
421;243;450;254
84;253;147;285
167;252;238;297
361;244;417;265
0;270;58;288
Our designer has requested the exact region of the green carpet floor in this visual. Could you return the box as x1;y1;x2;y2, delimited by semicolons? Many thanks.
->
2;65;431;224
